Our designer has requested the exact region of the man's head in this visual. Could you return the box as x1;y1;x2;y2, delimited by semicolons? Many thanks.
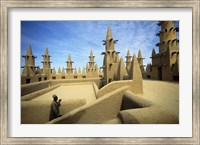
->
52;94;58;101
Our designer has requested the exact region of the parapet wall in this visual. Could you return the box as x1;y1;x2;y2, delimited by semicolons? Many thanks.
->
97;80;143;98
21;84;60;101
21;78;100;96
118;105;179;124
21;80;51;96
49;78;100;87
121;90;152;110
118;90;179;124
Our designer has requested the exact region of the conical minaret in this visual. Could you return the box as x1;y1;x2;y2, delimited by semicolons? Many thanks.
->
74;67;77;75
21;45;37;80
151;48;156;57
66;54;74;74
105;26;114;51
101;26;119;85
86;50;99;78
125;49;132;73
88;50;95;70
57;67;61;74
137;49;145;72
117;57;128;80
22;45;36;69
41;48;52;76
61;67;65;76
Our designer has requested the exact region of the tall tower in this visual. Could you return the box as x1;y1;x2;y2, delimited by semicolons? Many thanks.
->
150;21;179;81
125;49;132;74
22;45;36;68
21;45;37;84
88;50;95;70
66;54;74;74
137;49;145;73
156;21;179;53
102;26;120;85
87;50;99;78
41;48;51;79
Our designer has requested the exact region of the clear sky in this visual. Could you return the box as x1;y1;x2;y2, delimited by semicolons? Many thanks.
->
21;21;179;72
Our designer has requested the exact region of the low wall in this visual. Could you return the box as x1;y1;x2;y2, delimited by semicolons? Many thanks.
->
118;90;179;124
97;80;143;99
118;105;179;124
21;80;51;96
92;82;99;98
21;84;60;101
49;78;100;87
48;86;130;124
21;78;100;96
121;90;152;110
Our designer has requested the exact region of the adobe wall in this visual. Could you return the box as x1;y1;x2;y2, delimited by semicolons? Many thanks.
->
48;86;130;124
21;84;60;101
97;80;143;99
21;80;51;96
118;105;179;124
121;90;152;110
21;78;100;96
49;78;100;88
118;90;179;124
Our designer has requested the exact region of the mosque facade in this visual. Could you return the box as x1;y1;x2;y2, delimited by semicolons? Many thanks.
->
21;21;179;85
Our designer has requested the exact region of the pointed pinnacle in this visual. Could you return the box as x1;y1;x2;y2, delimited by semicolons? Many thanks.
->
78;67;81;74
95;64;98;69
61;67;65;74
127;49;131;56
67;54;71;62
152;49;156;56
133;53;136;58
82;67;86;74
26;44;33;56
138;49;142;58
90;50;93;57
106;26;113;39
57;67;61;74
45;48;49;55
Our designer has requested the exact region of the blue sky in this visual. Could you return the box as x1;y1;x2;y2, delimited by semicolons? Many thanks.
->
21;21;179;72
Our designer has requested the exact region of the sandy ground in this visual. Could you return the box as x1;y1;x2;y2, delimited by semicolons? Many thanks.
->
140;80;179;115
21;80;179;124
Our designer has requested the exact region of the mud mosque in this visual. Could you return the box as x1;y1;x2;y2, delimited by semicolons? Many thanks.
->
21;21;179;124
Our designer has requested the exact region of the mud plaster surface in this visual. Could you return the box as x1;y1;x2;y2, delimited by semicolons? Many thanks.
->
21;80;179;123
140;80;179;115
32;84;96;103
21;84;96;123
